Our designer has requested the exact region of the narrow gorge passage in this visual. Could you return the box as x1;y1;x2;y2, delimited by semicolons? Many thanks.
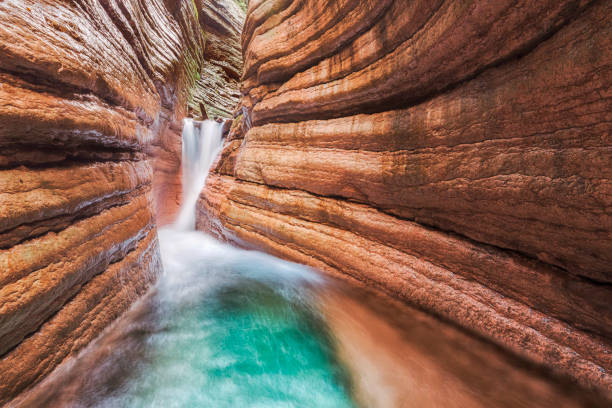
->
1;0;610;406
10;120;609;408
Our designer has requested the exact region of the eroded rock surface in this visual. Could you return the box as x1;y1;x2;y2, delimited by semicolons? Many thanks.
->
0;0;240;403
198;0;612;392
188;0;245;119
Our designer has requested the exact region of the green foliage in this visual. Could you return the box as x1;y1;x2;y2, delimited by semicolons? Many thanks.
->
190;0;199;20
231;114;244;130
234;0;247;12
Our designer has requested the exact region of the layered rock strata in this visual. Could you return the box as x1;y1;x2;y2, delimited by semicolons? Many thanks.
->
198;0;612;392
0;0;238;403
188;0;245;119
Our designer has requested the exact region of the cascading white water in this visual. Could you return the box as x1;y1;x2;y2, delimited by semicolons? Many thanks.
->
174;119;224;230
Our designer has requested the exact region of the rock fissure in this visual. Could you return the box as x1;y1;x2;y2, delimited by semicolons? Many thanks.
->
0;184;150;250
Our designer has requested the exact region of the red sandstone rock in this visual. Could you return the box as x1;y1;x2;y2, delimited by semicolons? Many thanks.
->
0;0;241;403
0;228;160;401
199;0;612;393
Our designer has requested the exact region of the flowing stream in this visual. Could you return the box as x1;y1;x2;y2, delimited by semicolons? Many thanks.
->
13;120;606;408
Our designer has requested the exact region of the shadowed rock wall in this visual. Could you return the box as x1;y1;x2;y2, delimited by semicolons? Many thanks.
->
0;0;240;403
198;0;612;391
188;0;245;119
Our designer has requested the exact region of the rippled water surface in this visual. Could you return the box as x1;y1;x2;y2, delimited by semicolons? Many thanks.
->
97;229;355;407
16;228;358;407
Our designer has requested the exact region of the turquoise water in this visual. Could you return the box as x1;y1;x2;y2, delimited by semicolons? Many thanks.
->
96;229;356;408
16;229;606;408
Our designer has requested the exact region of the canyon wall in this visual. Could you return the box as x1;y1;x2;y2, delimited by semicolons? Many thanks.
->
0;0;241;403
198;0;612;392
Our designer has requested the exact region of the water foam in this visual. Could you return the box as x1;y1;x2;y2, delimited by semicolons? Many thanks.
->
174;119;224;230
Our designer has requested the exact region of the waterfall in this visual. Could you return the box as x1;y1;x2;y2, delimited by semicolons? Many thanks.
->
174;119;224;230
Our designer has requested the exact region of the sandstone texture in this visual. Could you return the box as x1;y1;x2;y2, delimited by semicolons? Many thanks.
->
198;0;612;392
0;0;239;403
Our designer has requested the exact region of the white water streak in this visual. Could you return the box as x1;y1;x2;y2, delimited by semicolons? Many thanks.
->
174;119;224;230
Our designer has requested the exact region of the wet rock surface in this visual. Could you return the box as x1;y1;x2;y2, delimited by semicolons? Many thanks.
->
198;0;612;393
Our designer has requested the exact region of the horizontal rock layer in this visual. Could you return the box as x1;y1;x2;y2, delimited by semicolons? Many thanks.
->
0;0;239;403
199;0;612;393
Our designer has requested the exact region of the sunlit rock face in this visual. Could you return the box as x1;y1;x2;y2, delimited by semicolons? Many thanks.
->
0;0;240;403
198;0;612;391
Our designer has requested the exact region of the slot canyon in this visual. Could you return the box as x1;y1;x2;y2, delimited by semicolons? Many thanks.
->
0;0;610;407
